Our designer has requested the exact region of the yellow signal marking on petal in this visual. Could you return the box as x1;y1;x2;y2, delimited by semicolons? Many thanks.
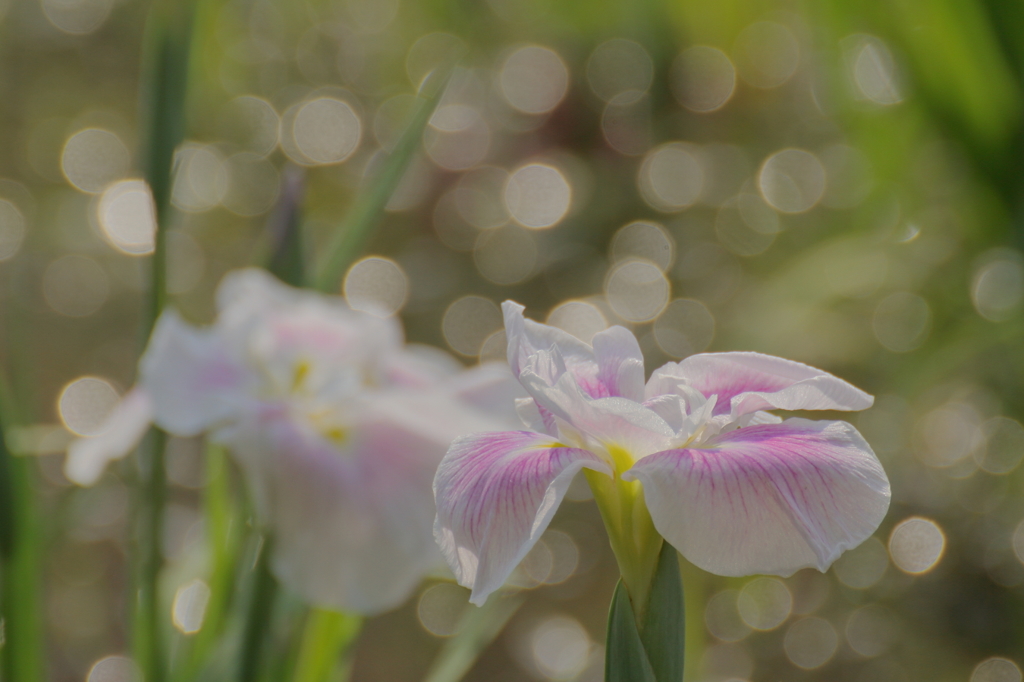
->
323;426;348;445
292;359;312;392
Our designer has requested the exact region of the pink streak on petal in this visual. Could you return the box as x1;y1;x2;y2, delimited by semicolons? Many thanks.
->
434;430;610;605
626;418;889;578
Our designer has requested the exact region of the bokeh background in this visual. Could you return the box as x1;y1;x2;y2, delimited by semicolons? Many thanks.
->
2;0;1024;680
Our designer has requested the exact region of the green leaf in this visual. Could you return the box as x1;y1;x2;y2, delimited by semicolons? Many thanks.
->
605;580;657;682
423;590;524;682
291;608;363;682
311;55;461;293
237;536;280;682
639;545;685;682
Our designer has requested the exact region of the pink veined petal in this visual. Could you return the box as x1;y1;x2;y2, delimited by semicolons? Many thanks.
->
64;388;153;486
592;326;646;402
625;418;890;577
139;309;253;436
647;352;873;418
434;430;611;605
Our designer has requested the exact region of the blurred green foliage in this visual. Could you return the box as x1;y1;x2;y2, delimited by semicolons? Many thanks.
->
4;0;1024;680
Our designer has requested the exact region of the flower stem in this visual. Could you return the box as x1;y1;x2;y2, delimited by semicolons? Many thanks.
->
135;2;193;679
170;444;241;682
0;422;43;682
291;609;363;682
585;462;663;624
237;536;279;682
423;591;524;682
136;428;169;682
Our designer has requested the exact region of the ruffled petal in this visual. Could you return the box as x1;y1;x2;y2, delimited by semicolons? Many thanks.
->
591;326;646;402
139;310;253;436
625;418;890;577
215;268;403;399
64;388;153;486
434;430;610;605
647;352;873;418
223;389;485;615
503;301;593;384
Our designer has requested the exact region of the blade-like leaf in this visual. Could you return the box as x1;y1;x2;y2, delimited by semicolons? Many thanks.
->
605;579;657;682
423;590;524;682
639;545;685;682
291;608;363;682
312;55;461;293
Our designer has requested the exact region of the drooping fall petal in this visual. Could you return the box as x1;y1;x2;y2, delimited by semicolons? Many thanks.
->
647;352;873;419
625;418;889;577
224;389;498;614
434;430;610;605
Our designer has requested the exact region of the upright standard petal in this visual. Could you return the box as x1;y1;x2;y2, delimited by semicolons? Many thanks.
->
64;388;153;486
647;352;873;418
215;268;403;398
591;326;646;402
503;301;594;384
625;418;889;577
434;430;610;605
139;310;253;436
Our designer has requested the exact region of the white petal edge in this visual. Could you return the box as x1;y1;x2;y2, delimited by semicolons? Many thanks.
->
433;430;610;605
625;418;890;577
647;352;873;418
64;388;153;486
139;309;252;436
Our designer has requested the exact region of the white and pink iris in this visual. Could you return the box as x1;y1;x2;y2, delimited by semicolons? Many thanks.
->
66;268;517;615
434;302;891;606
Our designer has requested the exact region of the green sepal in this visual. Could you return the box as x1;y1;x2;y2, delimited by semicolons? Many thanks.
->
605;579;657;682
639;544;685;682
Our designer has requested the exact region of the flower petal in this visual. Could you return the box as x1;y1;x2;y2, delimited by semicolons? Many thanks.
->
503;301;593;384
647;352;873;418
434;430;610;605
625;418;890;577
139;310;253;436
444;361;528;429
64;388;153;486
592;326;645;402
223;389;481;614
215;268;403;399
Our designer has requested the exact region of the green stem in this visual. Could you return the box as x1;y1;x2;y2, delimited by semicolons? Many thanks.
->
237;537;279;682
291;609;363;682
170;444;241;682
0;454;43;682
135;4;193;681
311;57;460;293
585;464;662;624
136;428;169;682
677;557;706;682
423;591;524;682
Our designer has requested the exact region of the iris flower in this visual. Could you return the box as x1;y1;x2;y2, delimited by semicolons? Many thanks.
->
66;268;516;614
434;302;890;608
